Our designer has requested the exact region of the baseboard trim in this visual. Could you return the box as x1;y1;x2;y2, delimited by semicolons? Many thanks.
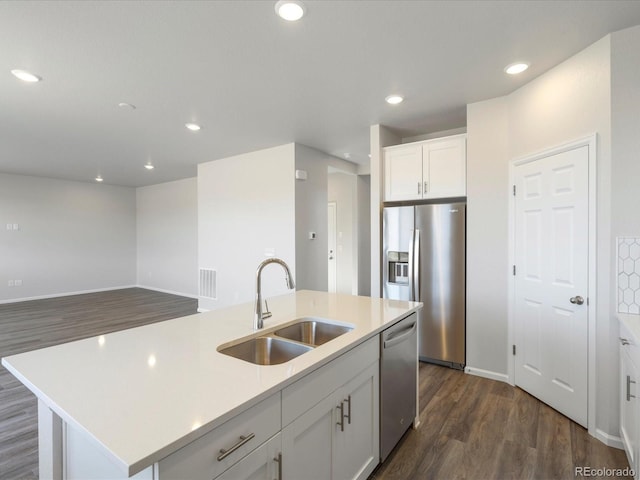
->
0;285;137;305
197;307;210;313
595;428;624;450
464;366;510;384
136;285;198;299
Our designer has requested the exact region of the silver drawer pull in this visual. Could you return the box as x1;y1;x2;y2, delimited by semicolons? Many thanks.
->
217;433;255;461
621;337;631;346
344;395;351;425
274;452;282;480
628;375;637;402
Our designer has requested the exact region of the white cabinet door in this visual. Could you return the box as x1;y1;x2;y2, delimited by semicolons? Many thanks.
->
334;362;379;480
422;136;466;199
384;144;423;202
282;394;335;480
620;338;640;478
282;362;379;480
215;433;282;480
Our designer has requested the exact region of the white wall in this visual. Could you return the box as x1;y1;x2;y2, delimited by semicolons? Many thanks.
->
466;97;509;376
136;178;198;298
0;173;136;302
369;125;401;297
197;144;296;311
328;172;357;295
357;175;371;297
611;26;640;243
611;24;640;432
294;145;329;292
467;35;615;436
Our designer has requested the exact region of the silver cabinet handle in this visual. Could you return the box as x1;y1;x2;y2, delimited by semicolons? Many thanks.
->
621;337;631;346
273;452;282;480
383;321;417;349
424;181;428;194
417;181;421;194
344;395;351;425
628;375;637;402
413;229;420;301
217;433;255;461
570;296;584;305
408;229;415;302
337;402;344;432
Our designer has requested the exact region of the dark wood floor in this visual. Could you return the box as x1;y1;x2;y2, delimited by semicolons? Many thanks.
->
0;289;630;480
0;288;198;479
373;363;631;480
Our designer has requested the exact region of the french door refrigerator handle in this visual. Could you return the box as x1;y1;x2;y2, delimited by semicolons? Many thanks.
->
408;228;416;301
413;229;421;301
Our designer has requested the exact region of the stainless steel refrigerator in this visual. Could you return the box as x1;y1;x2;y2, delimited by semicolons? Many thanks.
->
382;202;466;369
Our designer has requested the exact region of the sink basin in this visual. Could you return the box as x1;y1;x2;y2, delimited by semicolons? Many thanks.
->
274;319;353;346
218;336;313;365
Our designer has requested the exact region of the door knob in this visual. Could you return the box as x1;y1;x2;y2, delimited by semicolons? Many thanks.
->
570;296;585;305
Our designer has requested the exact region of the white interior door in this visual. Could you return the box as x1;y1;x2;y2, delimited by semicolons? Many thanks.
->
328;202;337;293
513;145;589;427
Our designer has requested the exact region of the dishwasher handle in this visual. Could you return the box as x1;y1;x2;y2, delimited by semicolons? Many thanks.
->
383;321;417;349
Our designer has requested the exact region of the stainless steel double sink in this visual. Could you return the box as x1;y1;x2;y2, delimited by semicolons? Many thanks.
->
218;318;353;365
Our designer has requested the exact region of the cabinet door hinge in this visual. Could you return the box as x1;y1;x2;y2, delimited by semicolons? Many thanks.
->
512;265;516;276
513;345;516;356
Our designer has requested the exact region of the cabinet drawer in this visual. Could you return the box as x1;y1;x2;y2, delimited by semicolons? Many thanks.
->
158;393;281;480
282;336;378;426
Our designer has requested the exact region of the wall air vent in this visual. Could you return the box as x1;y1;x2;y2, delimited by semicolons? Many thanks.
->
199;268;217;299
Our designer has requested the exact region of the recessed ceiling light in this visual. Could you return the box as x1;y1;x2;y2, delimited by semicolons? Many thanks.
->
118;102;136;110
144;163;155;170
275;0;306;21
11;69;42;83
504;62;529;75
385;95;404;105
95;175;104;183
185;123;201;131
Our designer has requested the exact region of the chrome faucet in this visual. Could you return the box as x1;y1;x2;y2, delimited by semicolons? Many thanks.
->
254;257;295;330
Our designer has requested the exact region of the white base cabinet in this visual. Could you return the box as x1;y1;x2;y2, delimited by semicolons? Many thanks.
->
384;134;466;202
282;362;379;480
620;321;640;479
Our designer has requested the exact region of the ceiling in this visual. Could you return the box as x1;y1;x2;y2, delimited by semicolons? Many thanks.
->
2;1;640;187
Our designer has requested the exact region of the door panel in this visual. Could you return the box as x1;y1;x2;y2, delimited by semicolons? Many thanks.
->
514;145;589;427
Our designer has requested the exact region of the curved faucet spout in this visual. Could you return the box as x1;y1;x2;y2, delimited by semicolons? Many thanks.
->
254;258;295;330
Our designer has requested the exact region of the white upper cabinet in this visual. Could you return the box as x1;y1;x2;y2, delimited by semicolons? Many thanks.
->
384;144;423;201
384;134;466;202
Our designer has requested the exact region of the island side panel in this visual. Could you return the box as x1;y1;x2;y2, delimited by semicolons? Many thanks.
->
38;399;63;480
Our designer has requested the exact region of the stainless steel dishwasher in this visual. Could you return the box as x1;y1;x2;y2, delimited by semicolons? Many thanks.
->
380;312;418;461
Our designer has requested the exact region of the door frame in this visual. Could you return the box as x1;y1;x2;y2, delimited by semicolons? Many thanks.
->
507;134;597;436
328;201;337;293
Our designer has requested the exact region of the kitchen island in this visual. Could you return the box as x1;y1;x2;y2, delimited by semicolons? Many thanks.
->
2;290;421;479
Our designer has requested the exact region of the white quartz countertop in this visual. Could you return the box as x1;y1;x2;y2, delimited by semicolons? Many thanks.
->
619;312;640;341
2;290;421;476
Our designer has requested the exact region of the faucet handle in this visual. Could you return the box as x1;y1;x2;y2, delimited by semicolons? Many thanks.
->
262;299;272;320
